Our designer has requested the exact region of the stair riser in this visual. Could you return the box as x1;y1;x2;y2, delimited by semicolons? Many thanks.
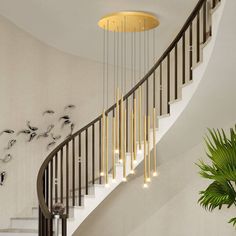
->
11;219;38;230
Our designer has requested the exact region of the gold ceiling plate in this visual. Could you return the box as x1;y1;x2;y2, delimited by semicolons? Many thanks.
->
98;11;160;32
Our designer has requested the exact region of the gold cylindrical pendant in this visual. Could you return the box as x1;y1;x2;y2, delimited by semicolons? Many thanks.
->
153;108;157;176
143;115;147;184
138;87;142;150
147;116;151;182
101;111;105;176
133;97;137;161
130;111;134;172
120;95;123;162
123;108;126;180
112;115;116;179
115;88;119;152
105;115;109;184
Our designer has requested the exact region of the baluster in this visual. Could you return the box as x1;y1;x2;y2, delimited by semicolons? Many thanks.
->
72;138;75;206
50;160;53;212
143;115;147;187
99;119;102;184
85;129;88;194
212;0;216;8
130;108;134;173
105;115;109;185
189;22;193;81
60;148;63;204
160;63;163;116
112;109;116;180
55;153;58;203
126;99;128;152
175;44;178;99
167;54;170;113
197;12;200;63
62;217;67;236
66;143;69;215
78;133;82;206
153;70;157;176
133;92;137;162
147;116;151;182
203;0;207;43
182;33;186;84
92;124;95;185
138;86;142;150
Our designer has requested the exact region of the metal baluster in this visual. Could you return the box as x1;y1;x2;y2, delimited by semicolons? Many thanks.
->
85;129;88;195
66;143;69;215
78;133;82;206
60;148;63;204
182;34;186;84
189;22;193;81
92;124;95;184
167;54;170;113
55;153;58;203
160;63;163;116
72;138;75;206
99;119;102;184
197;12;200;63
175;44;178;100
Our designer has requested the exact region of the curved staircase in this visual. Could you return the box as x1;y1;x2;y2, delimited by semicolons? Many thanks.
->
0;0;224;235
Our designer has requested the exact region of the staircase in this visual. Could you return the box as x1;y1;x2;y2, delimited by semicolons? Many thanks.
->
0;0;224;235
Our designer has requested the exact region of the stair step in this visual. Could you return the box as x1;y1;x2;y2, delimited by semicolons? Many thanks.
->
0;228;37;236
10;217;38;230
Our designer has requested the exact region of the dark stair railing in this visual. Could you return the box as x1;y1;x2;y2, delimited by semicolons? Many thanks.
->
37;0;221;235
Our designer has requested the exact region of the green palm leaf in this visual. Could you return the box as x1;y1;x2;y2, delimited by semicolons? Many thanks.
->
197;126;236;228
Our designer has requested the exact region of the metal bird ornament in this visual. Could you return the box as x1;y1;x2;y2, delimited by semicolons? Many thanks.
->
0;154;12;163
0;129;14;135
47;141;56;150
69;123;75;136
17;129;31;135
5;139;16;150
51;133;61;141
59;115;70;121
46;124;54;133
28;132;37;142
0;171;6;186
42;110;55;116
27;121;38;132
64;104;76;111
37;132;49;139
61;119;71;129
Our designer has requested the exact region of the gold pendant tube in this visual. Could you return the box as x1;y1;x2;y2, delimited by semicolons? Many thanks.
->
101;111;105;176
120;95;123;162
143;115;147;184
130;111;134;173
147;116;151;182
123;108;126;180
112;115;116;180
133;97;137;162
153;108;157;176
115;88;120;153
105;115;109;185
138;87;142;150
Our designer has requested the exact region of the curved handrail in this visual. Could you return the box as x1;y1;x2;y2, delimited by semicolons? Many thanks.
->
37;0;217;221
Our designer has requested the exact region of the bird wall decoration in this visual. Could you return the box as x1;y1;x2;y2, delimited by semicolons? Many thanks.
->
0;171;6;186
0;129;14;135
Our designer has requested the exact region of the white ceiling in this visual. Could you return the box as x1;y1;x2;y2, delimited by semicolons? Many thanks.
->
0;0;198;63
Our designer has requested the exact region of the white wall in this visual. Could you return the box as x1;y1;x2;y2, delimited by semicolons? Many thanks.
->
0;14;135;228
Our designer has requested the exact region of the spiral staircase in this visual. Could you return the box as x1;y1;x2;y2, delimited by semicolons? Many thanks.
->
0;0;225;235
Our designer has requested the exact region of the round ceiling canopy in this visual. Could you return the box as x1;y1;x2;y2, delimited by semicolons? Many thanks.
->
98;11;160;32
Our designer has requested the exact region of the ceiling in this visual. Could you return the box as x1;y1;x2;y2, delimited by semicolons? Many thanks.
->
0;0;198;63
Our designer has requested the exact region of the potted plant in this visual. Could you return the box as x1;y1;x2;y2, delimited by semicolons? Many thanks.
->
197;126;236;227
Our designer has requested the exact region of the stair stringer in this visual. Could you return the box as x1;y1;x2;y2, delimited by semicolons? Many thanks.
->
67;1;225;236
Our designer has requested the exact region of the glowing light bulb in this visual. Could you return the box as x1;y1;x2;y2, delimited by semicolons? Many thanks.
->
122;177;127;182
100;172;104;176
119;159;123;164
153;171;159;177
114;149;119;154
130;170;135;174
112;178;117;183
146;177;151;182
133;160;137;164
143;183;148;188
105;183;110;188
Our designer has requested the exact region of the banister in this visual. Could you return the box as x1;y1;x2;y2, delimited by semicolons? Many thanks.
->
37;0;218;227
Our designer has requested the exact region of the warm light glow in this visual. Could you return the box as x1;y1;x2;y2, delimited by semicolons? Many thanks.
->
119;159;123;164
143;183;148;188
112;178;117;183
105;183;110;188
122;177;127;182
130;170;135;174
114;149;119;154
137;149;142;154
146;177;151;182
100;172;104;176
153;171;159;177
133;160;137;164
